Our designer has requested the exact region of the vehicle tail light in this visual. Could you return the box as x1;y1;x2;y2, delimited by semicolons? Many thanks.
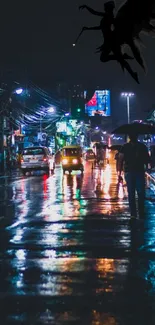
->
43;156;47;162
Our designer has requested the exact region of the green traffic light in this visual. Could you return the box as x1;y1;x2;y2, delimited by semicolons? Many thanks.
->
77;108;81;112
58;138;64;145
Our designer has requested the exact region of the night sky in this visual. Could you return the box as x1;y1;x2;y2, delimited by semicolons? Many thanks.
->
0;0;155;121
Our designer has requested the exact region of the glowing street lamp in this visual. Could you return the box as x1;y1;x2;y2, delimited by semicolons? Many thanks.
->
15;88;23;95
48;106;55;113
121;92;134;124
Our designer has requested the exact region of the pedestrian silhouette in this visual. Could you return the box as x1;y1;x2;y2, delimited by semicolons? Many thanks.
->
118;133;150;219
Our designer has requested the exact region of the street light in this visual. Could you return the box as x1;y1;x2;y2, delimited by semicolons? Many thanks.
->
15;88;23;95
47;106;55;113
121;92;134;124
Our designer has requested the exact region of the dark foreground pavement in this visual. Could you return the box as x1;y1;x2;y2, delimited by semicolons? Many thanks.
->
0;158;155;325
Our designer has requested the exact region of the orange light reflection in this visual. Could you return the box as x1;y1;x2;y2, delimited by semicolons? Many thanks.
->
103;164;112;199
91;311;118;325
118;183;124;199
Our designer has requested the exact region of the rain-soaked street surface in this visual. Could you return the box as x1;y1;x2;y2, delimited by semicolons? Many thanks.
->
1;154;155;325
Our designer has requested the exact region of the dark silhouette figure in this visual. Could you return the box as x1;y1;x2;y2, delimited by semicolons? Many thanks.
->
78;0;155;83
78;1;139;83
113;0;155;72
118;133;150;219
78;2;115;45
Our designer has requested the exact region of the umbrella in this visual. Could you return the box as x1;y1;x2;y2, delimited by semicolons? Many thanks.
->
109;145;122;150
112;123;155;135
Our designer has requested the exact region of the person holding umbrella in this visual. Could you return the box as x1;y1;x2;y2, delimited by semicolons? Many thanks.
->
112;122;155;219
117;132;150;219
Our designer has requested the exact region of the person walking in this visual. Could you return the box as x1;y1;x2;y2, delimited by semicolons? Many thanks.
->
118;133;150;219
115;150;123;183
115;151;119;173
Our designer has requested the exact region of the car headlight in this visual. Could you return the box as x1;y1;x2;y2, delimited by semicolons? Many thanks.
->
72;159;78;164
62;158;68;165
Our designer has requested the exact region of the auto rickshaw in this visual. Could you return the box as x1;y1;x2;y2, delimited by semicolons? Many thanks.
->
61;145;84;174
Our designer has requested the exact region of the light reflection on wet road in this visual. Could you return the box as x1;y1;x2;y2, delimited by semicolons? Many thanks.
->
0;156;155;324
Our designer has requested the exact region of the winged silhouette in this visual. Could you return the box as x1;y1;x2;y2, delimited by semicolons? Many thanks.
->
113;0;155;71
77;0;155;83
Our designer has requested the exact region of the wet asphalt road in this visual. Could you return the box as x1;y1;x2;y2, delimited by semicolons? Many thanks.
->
1;156;155;325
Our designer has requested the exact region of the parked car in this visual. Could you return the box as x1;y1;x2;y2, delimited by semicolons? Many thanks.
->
21;146;55;175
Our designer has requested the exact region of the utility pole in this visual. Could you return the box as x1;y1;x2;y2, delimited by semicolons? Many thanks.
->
40;115;42;133
127;95;130;124
68;90;72;116
0;113;4;173
121;92;134;124
0;102;7;172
